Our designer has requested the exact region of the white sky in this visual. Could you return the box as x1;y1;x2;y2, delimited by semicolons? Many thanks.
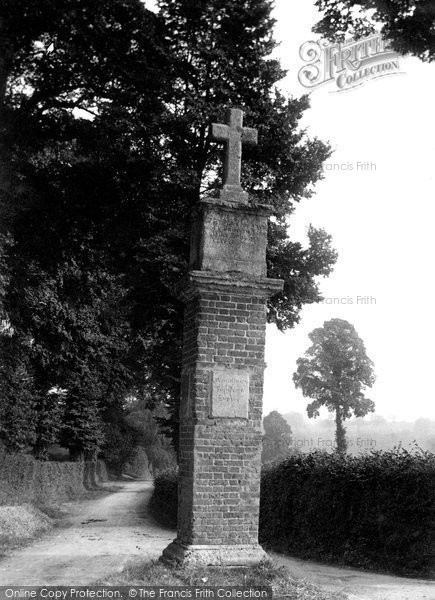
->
263;0;435;421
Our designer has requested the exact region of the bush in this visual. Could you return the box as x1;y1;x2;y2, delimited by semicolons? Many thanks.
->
259;448;435;575
124;446;153;479
149;467;178;528
150;448;435;575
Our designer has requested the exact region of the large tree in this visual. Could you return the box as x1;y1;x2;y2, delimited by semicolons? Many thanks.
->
0;0;337;454
313;0;435;62
0;0;170;457
293;318;375;453
148;0;338;438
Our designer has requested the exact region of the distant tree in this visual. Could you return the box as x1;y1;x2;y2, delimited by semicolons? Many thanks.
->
313;0;435;62
262;410;293;463
293;318;375;453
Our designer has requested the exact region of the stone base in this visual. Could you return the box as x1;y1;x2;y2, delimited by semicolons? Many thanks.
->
161;540;267;567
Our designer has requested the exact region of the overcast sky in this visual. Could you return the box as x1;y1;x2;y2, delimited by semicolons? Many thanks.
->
263;0;435;422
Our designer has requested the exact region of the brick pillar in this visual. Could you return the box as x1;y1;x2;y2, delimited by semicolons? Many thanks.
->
162;193;282;566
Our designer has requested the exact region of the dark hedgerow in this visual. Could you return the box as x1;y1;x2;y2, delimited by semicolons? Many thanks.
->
149;466;178;529
151;448;435;575
259;447;435;575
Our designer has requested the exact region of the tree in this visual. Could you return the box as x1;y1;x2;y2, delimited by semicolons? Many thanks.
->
0;0;170;457
146;0;338;438
0;0;338;454
262;410;293;463
293;318;375;453
313;0;435;62
0;337;36;452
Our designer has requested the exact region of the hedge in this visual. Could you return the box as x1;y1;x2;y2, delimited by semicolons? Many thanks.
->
150;449;435;575
149;467;178;528
0;450;109;505
259;448;435;575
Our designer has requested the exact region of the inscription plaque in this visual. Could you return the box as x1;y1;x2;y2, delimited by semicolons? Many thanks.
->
190;203;269;276
211;370;249;418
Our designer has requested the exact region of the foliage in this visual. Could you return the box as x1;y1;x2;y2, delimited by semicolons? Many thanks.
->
146;0;337;435
0;0;169;456
0;0;337;452
262;410;294;463
293;319;375;453
260;447;435;575
150;447;435;575
61;393;105;460
101;401;176;474
149;466;178;528
0;338;36;452
313;0;435;62
102;560;347;600
101;420;138;475
0;234;12;322
33;391;64;460
0;451;85;505
124;401;176;471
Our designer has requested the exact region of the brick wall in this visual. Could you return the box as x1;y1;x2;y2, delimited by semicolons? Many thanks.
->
178;285;267;546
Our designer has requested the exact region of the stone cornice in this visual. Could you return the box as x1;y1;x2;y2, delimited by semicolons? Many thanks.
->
180;270;283;301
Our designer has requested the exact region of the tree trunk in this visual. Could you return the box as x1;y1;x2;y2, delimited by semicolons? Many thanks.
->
335;406;347;454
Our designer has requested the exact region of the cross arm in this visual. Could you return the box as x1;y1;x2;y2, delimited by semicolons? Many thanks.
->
210;123;230;142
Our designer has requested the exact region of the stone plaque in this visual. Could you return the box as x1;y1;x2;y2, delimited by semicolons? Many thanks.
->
203;210;267;276
210;370;249;418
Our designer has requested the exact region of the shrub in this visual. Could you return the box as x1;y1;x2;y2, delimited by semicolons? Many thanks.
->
150;448;435;575
124;446;152;479
259;448;435;575
149;467;178;528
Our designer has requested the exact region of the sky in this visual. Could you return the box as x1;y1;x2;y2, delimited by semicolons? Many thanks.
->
262;0;435;421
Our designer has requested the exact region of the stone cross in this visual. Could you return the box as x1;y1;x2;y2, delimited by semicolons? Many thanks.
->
210;108;258;189
162;107;282;568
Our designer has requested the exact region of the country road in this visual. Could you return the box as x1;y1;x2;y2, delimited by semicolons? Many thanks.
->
0;479;433;600
270;552;435;600
0;480;173;585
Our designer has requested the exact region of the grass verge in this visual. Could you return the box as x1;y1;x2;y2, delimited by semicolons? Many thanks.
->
0;504;53;558
98;559;348;600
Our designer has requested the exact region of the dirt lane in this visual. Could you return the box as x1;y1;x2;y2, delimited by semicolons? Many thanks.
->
0;479;433;600
270;551;435;600
0;480;173;585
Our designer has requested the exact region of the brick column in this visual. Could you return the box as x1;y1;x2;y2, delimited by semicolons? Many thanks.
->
162;194;282;566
